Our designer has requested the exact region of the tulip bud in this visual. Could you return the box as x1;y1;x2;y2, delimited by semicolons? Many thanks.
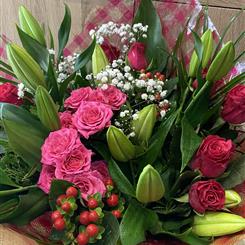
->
106;126;135;162
132;104;157;146
92;43;109;76
201;29;213;69
7;44;46;92
35;86;61;131
192;212;245;237
19;6;46;46
206;41;235;82
225;190;242;208
136;164;165;203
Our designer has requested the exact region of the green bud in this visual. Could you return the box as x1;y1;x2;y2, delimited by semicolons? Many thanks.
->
92;43;109;76
225;190;242;208
136;164;165;203
7;44;46;92
206;41;235;82
132;104;157;146
201;29;214;69
188;50;199;78
106;126;135;162
35;86;61;131
19;6;46;46
192;212;245;237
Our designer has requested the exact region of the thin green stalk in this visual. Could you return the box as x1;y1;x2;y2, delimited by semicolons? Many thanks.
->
0;66;16;78
0;60;12;71
130;160;136;187
0;185;37;197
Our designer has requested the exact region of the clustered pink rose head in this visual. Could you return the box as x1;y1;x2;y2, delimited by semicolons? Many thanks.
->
72;101;113;139
59;111;75;129
101;40;120;63
127;42;148;71
191;135;235;178
101;85;127;110
91;160;110;183
64;87;93;110
37;165;56;193
0;82;22;105
221;84;245;125
189;180;225;213
68;170;106;200
89;88;108;104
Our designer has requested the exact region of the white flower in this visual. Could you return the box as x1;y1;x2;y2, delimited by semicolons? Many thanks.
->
132;113;139;120
48;49;55;55
112;78;119;85
117;73;124;80
142;34;147;39
115;121;121;127
128;76;134;81
124;66;131;72
120;111;126;118
129;132;136;138
141;93;148;100
89;29;95;36
96;73;103;80
160;91;167;98
147;86;153;93
86;74;92;80
101;76;108;83
149;95;155;101
101;84;108;90
160;110;166;118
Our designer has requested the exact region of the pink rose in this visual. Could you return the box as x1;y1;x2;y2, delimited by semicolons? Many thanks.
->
91;161;110;183
41;128;80;166
55;144;92;178
0;82;22;105
127;42;148;71
221;84;245;124
59;111;75;129
37;165;56;193
101;41;120;63
69;171;106;200
89;88;108;104
72;101;113;139
191;135;235;178
64;87;93;110
102;85;127;110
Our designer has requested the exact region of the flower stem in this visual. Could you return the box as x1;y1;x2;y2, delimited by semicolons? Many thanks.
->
0;185;37;197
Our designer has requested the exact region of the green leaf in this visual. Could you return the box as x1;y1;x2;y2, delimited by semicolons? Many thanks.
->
74;38;96;72
0;167;20;187
220;154;245;189
108;158;135;197
0;197;19;222
136;111;178;170
133;0;167;70
58;4;71;60
192;30;203;62
0;103;49;169
120;200;160;245
59;73;76;103
162;77;179;97
17;25;49;72
180;117;202;172
49;179;73;210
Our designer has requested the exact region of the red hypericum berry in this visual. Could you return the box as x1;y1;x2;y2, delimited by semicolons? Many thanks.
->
159;74;165;81
56;194;66;206
79;211;90;225
145;72;152;79
76;232;89;245
66;186;78;198
87;198;98;209
112;210;121;219
105;178;114;187
89;210;99;223
140;69;145;73
53;217;65;231
61;202;71;212
86;224;99;238
107;194;119;207
155;72;161;78
51;210;62;222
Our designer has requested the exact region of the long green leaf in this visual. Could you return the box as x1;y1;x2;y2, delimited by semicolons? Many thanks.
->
58;4;71;60
0;103;49;169
0;167;20;187
0;66;16;78
0;60;13;71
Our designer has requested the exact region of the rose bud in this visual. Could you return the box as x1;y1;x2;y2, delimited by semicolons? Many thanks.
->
127;42;147;71
136;164;165;203
192;212;245;237
92;43;109;76
7;44;46;92
189;180;225;213
0;83;22;105
19;6;46;46
101;41;120;63
225;190;242;208
35;86;61;131
206;41;235;82
191;135;235;178
132;104;157;146
107;126;135;162
221;84;245;125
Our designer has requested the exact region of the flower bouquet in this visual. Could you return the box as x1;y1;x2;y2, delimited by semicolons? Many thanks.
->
0;0;244;244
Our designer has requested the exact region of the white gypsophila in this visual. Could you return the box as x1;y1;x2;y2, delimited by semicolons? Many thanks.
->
160;91;168;98
124;66;131;72
149;95;155;101
123;83;131;91
132;113;139;120
160;110;166;118
141;93;148;100
101;84;109;90
128;132;136;138
86;74;93;80
120;111;126;118
48;49;55;55
17;83;25;98
101;76;108;83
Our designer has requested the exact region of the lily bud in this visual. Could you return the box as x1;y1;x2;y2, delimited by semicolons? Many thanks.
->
106;126;135;162
35;86;61;131
7;44;46;92
188;48;199;78
225;190;242;208
19;6;46;46
92;43;109;76
201;29;213;69
136;164;165;203
192;212;245;237
132;104;157;146
206;41;235;82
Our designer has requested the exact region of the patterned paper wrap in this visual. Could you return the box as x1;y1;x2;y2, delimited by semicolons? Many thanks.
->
0;0;244;244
